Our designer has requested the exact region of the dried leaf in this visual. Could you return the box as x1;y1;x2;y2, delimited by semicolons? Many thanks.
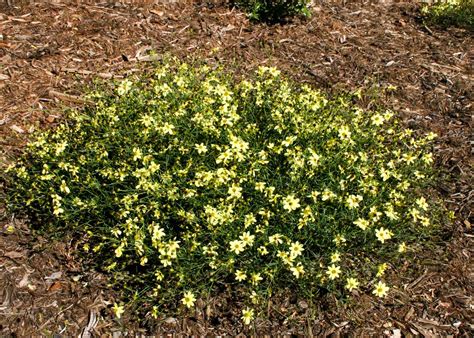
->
48;281;62;292
9;125;25;134
4;250;25;259
45;271;62;280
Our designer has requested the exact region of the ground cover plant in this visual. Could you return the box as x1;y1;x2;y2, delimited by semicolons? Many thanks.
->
422;0;474;29
5;59;444;326
233;0;311;22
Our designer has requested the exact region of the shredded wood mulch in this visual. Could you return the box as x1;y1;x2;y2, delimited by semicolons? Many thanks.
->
0;0;472;335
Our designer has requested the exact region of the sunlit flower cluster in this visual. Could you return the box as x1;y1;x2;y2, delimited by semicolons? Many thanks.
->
6;59;441;325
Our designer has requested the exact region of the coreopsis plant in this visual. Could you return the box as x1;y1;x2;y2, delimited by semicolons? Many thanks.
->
5;58;442;325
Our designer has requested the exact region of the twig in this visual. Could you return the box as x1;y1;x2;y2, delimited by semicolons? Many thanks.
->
48;90;92;105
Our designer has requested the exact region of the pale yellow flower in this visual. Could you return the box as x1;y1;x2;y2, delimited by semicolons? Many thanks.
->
345;278;359;291
373;281;389;298
195;143;208;154
326;264;341;280
257;246;268;255
282;194;300;212
333;234;346;246
346;194;363;209
338;125;352;140
228;184;243;199
353;218;369;230
371;113;384;126
416;196;428;211
239;231;255;247
289;241;304;259
229;240;245;254
112;303;125;319
330;251;341;263
251;273;262;285
375;227;393;243
235;270;247;281
376;263;388;277
242;307;254;325
290;263;305;278
181;291;196;308
255;182;266;192
269;233;283;245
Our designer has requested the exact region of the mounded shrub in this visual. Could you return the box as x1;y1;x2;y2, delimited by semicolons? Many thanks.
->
422;0;473;30
233;0;311;23
5;59;442;324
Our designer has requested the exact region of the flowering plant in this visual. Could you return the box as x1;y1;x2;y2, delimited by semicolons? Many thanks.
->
5;59;442;325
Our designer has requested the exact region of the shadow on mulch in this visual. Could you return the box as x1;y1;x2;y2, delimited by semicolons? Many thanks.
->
0;0;472;335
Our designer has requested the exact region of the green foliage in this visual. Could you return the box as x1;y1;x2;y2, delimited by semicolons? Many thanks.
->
233;0;311;23
5;59;442;324
422;0;474;30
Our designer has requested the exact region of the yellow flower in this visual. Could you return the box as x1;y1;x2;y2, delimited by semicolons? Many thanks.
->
308;150;321;167
375;227;393;243
251;273;262;285
353;218;369;230
194;143;208;154
289;241;304;258
376;263;388;277
242;307;254;325
420;216;430;227
346;194;363;209
255;181;266;192
250;291;259;304
290;263;305;278
333;234;346;246
229;240;245;254
416;196;428;211
277;250;294;265
269;233;283;245
369;206;382;222
330;251;341;263
338;125;352;140
371;113;384;126
239;231;255;247
326;264;341;280
161;122;175;135
398;242;407;253
112;303;125;319
235;270;247;281
117;79;132;95
257;246;268;255
422;153;433;164
228;184;243;199
244;213;256;228
426;132;437;140
345;278;359;291
402;153;416;165
282;135;296;147
310;190;320;201
282;194;300;212
181;291;196;308
384;205;399;220
373;281;389;298
229;135;249;153
322;189;336;201
132;147;142;161
60;180;70;194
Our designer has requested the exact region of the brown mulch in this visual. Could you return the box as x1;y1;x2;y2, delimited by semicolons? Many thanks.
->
0;0;473;335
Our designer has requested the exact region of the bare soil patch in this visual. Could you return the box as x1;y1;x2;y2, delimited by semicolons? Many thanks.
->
0;0;472;335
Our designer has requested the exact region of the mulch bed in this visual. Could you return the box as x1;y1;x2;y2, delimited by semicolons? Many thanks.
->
0;0;472;335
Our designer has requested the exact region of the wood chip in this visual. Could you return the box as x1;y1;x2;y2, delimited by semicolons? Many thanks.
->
9;125;25;134
49;90;91;104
